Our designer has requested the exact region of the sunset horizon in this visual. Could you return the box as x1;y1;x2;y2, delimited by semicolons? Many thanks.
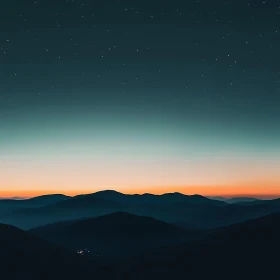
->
1;184;280;200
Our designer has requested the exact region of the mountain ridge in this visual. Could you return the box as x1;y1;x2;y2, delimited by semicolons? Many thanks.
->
30;212;201;259
126;212;280;280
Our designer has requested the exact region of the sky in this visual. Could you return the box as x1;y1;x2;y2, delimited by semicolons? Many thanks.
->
0;0;280;198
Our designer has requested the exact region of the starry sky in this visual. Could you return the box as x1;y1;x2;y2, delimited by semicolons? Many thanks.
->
0;0;280;198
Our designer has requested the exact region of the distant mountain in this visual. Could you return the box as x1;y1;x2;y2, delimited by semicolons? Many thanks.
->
0;194;70;221
0;223;110;280
27;194;70;204
0;195;125;229
30;212;200;260
208;196;228;201
209;196;260;203
0;196;26;200
226;197;261;203
0;194;69;204
126;213;280;280
0;194;69;213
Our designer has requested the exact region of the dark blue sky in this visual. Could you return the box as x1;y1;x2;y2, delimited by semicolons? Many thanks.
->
0;0;279;197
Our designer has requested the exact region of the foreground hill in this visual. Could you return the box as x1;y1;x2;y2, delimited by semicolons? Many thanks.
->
0;223;111;280
126;213;280;280
31;212;200;260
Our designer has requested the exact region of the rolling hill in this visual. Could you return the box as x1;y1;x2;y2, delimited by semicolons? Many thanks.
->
125;213;280;280
30;212;200;260
0;223;111;280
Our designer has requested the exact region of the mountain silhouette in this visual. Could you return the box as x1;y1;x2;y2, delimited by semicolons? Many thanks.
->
2;191;280;231
92;190;226;205
30;212;200;260
0;194;69;212
0;194;124;229
26;194;70;204
0;191;226;229
126;212;280;280
0;194;69;205
0;223;111;280
210;196;260;203
0;194;70;220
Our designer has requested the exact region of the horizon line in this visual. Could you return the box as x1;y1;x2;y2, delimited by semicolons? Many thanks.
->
0;189;279;200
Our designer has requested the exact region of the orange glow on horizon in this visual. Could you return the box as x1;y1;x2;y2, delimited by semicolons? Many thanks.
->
1;183;280;199
1;157;279;199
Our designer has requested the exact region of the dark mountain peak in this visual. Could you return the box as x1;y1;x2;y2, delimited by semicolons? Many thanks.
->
162;192;185;197
51;193;121;208
30;212;195;260
28;194;69;201
188;194;209;200
91;211;180;227
93;190;125;198
33;211;188;239
69;191;224;206
160;192;225;206
141;192;185;198
141;193;156;197
95;190;124;195
75;211;174;228
190;194;204;198
71;190;124;201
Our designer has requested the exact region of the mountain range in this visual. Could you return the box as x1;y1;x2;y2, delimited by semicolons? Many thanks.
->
1;190;280;230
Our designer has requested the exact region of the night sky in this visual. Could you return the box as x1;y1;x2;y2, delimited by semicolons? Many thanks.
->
1;0;280;198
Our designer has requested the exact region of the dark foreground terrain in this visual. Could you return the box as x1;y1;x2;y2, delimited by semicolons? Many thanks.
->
0;223;112;280
125;213;280;280
1;200;280;280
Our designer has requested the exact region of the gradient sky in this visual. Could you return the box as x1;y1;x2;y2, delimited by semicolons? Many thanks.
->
0;0;280;198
